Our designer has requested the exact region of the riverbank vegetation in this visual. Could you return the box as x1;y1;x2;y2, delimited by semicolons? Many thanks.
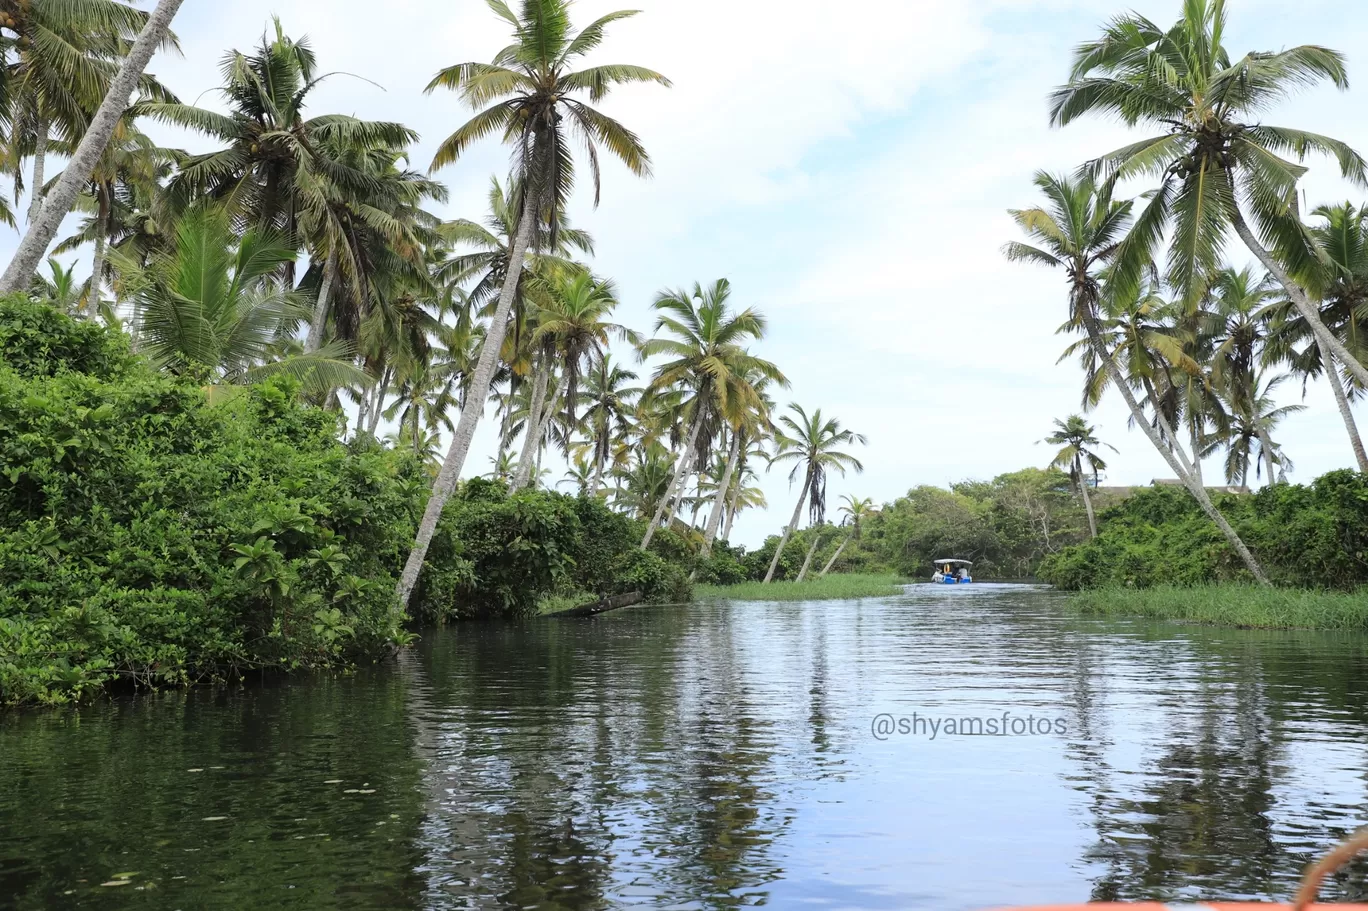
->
1074;585;1368;631
695;574;909;603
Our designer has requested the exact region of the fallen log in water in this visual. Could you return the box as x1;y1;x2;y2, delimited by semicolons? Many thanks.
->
545;590;644;618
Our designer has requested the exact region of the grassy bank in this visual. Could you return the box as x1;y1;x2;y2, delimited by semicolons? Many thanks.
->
1074;584;1368;631
696;574;910;602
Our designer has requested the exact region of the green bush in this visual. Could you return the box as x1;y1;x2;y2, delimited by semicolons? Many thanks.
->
1039;473;1368;590
609;549;692;604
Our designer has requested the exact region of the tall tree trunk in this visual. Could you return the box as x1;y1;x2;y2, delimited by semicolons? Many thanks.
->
665;462;692;528
1256;427;1278;487
589;446;606;496
1229;203;1368;390
88;229;107;318
722;459;743;542
367;367;391;436
305;249;337;353
0;0;185;294
642;408;704;548
1189;419;1204;486
397;188;540;607
701;430;741;557
819;533;852;577
795;530;822;582
1322;343;1368;474
1081;314;1271;585
1077;462;1098;540
513;360;552;488
764;467;811;583
27;113;48;224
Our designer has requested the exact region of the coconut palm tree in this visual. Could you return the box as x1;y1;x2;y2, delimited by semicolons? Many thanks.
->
579;353;640;495
1006;170;1272;584
398;0;669;606
723;436;769;543
1202;372;1305;486
763;405;866;584
637;279;786;548
1043;415;1115;539
123;206;367;393
820;495;876;577
0;0;186;294
140;18;414;244
1050;0;1368;390
513;271;635;487
700;369;776;558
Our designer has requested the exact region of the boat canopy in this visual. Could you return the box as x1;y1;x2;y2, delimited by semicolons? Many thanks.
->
933;559;974;566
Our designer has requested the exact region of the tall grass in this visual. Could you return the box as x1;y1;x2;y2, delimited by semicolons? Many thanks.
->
696;574;910;603
1074;584;1368;630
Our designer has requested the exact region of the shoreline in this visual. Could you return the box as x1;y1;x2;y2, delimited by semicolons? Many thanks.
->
1073;584;1368;631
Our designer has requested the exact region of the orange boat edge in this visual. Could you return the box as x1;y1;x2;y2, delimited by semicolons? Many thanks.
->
990;897;1368;902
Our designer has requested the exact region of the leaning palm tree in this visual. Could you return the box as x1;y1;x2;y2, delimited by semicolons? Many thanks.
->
819;495;876;577
700;368;776;558
637;279;786;548
1043;415;1115;539
397;0;669;606
1050;0;1368;390
1005;171;1272;584
0;0;186;294
763;405;866;584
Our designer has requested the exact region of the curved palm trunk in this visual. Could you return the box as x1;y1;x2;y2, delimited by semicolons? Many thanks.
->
27;114;49;225
764;468;811;583
88;232;107;318
513;359;552;488
641;409;704;549
1082;315;1271;585
1077;460;1098;540
795;530;822;582
819;533;852;577
1320;342;1368;474
588;447;606;496
0;0;186;295
1228;204;1368;390
523;372;565;490
305;249;337;353
1189;420;1204;486
367;366;391;436
397;189;539;608
665;463;692;528
700;430;741;558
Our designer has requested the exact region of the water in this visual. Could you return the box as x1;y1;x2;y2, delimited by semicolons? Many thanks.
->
5;584;1368;910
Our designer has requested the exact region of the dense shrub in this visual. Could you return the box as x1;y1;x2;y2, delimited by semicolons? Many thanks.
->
0;299;698;704
0;300;431;704
1039;473;1368;590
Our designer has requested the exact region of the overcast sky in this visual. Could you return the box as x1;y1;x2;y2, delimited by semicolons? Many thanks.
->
15;0;1368;547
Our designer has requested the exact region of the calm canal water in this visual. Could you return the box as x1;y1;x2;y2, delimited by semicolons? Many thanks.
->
5;584;1368;910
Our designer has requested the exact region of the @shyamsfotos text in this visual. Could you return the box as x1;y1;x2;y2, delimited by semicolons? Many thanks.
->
870;712;1067;741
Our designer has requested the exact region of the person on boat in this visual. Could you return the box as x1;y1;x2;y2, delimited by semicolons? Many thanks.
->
956;566;968;582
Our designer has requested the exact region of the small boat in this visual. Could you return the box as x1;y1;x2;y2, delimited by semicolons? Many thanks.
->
931;559;973;584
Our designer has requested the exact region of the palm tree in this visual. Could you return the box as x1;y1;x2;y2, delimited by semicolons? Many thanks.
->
1265;203;1368;473
513;271;634;487
141;18;414;243
1202;371;1305;486
1043;415;1115;539
763;405;866;584
700;369;776;558
28;257;81;313
723;436;769;543
820;495;876;577
0;0;174;223
637;279;785;548
1050;0;1368;390
398;0;668;606
1005;171;1272;584
0;0;186;294
579;353;640;495
123;206;366;392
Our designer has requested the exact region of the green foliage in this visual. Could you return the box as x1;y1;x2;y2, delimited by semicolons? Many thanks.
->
853;468;1087;580
1074;584;1368;631
1040;472;1368;590
0;301;427;705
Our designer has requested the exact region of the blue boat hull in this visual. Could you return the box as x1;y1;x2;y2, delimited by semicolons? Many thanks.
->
934;576;971;584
